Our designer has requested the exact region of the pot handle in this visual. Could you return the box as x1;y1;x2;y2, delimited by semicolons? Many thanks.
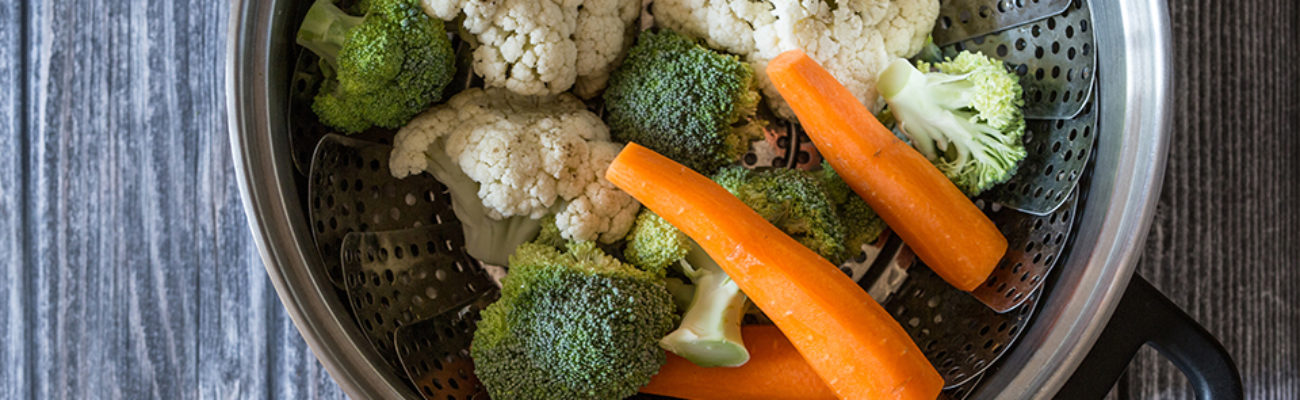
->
1057;273;1242;399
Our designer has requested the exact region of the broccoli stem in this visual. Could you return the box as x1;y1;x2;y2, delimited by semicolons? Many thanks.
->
296;0;365;66
879;59;951;161
659;241;750;367
664;277;696;312
422;138;543;266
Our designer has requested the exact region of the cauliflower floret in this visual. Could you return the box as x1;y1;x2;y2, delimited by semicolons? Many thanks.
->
555;141;640;243
423;0;640;98
573;0;643;97
652;0;937;117
390;88;640;243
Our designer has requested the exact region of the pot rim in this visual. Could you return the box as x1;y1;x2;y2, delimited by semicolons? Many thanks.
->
225;0;1173;397
227;1;419;397
974;0;1173;397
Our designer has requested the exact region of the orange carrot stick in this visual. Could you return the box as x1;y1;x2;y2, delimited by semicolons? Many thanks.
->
642;325;837;400
766;50;1007;291
607;143;943;400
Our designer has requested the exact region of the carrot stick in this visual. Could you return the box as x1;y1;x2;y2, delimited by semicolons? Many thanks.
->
607;143;943;400
641;325;837;400
766;50;1007;291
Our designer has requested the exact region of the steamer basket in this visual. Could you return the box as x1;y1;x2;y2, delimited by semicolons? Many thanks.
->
228;0;1242;398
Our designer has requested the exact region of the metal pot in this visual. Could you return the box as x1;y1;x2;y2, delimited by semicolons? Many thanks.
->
226;0;1241;398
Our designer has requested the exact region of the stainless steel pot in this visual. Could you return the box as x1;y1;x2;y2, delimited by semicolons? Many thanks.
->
226;0;1240;398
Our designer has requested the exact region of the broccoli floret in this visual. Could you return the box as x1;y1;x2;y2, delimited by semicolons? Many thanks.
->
420;137;544;266
603;29;763;174
878;51;1028;196
472;241;677;400
531;216;568;250
714;166;846;262
623;209;692;277
296;0;455;133
816;162;888;261
659;241;750;367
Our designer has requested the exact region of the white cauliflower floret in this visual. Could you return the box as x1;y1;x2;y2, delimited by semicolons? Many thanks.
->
554;141;640;243
390;88;640;243
652;0;938;117
423;0;640;98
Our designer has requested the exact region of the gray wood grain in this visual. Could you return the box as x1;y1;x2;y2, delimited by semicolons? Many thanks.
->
0;0;1296;399
1;0;345;399
1125;0;1300;398
2;0;28;399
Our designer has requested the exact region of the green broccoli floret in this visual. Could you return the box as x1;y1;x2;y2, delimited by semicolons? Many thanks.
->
816;162;888;261
296;0;455;133
603;29;763;174
623;209;691;277
472;241;677;400
714;166;846;262
621;209;745;367
621;209;747;367
531;216;568;250
878;51;1028;196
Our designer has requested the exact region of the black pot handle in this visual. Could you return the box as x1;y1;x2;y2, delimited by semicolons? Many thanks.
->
1057;273;1242;399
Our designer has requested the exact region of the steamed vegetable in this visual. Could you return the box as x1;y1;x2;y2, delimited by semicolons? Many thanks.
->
603;29;763;174
606;143;944;400
623;210;692;277
407;134;544;266
625;209;750;368
767;49;1006;291
389;88;640;256
296;0;455;133
658;241;750;367
422;0;640;97
714;165;884;265
642;325;837;400
879;51;1028;195
471;240;677;400
817;161;890;261
623;167;886;269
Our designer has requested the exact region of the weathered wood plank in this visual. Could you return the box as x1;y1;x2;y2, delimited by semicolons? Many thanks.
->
192;0;274;397
1;0;29;399
23;0;199;396
13;0;345;398
1126;0;1300;399
197;0;344;396
268;306;351;400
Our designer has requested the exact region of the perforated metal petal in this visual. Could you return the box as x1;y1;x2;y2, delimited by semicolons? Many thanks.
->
944;0;1095;119
986;99;1097;214
308;134;456;287
884;265;1037;388
289;52;327;174
839;233;895;285
932;0;1071;46
395;294;496;400
741;121;797;169
341;224;494;372
944;373;983;400
972;190;1077;312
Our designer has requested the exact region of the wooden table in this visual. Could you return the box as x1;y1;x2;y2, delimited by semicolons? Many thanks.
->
1;0;1295;398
